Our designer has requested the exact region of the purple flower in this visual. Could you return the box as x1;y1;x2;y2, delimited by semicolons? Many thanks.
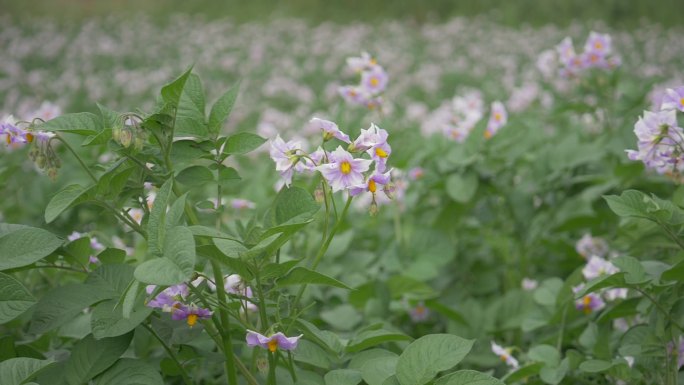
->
146;284;189;312
661;87;684;112
485;101;507;139
409;301;430;323
349;170;391;197
625;109;684;177
310;117;350;143
491;342;519;369
361;67;388;94
573;284;605;314
555;37;576;62
231;199;256;210
346;52;377;73
269;135;303;187
521;278;538;291
575;233;609;259
246;330;303;352
582;256;619;281
338;85;369;105
408;167;424;180
316;146;372;192
583;31;612;57
172;304;213;327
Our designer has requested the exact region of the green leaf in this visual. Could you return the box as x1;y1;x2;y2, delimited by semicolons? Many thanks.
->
83;128;113;146
197;244;253;280
612;256;648;284
135;226;195;285
0;357;53;385
539;358;569;385
217;166;241;186
91;298;152;339
360;355;398;385
662;260;684;282
166;193;187;229
177;165;214;187
45;184;92;223
224;132;266;155
325;369;363;385
29;283;108;334
175;73;208;137
97;103;122;129
576;273;627;297
578;359;613;373
445;172;478;203
603;190;652;219
208;81;240;134
267;186;320;227
189;226;239;240
161;66;193;108
434;370;504;385
346;329;411;353
0;227;62;271
147;178;173;257
528;345;560;367
395;334;474;385
39;112;100;135
277;267;351;289
85;264;136;298
0;273;36;323
63;333;132;385
502;363;544;384
94;358;163;385
292;340;331;369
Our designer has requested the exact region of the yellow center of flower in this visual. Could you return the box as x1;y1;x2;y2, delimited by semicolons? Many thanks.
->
680;97;684;106
267;339;278;352
26;133;34;143
494;112;502;122
187;314;198;327
415;305;425;315
368;179;377;193
484;130;492;139
350;89;357;97
594;41;602;50
500;354;508;363
370;77;379;87
590;54;598;63
582;296;592;314
340;161;352;174
5;135;10;145
375;147;388;158
370;58;377;66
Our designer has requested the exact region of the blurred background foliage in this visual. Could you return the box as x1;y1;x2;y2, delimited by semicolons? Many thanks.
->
1;0;681;27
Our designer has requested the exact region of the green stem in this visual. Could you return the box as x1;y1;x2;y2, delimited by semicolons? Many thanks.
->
635;287;684;333
253;268;275;384
211;260;239;385
143;323;193;385
54;135;97;183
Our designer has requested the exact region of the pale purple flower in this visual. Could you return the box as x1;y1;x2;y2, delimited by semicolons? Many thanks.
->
555;37;576;62
338;85;368;105
491;342;519;369
351;123;388;152
346;52;378;73
604;287;628;301
246;330;303;352
626;109;684;176
361;66;388;94
582;256;619;280
573;284;606;314
316;146;372;192
521;278;538;291
171;304;212;327
575;233;609;259
146;284;189;312
31;101;62;121
485;101;507;139
409;301;430;323
349;170;391;197
231;199;256;210
661;87;684;112
408;167;424;180
310;117;350;143
269;135;304;187
583;32;612;57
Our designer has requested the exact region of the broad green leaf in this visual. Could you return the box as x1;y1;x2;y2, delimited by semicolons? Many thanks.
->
166;193;187;229
578;359;613;373
161;67;193;108
91;298;152;339
217;166;241;186
147;178;173;257
346;329;411;353
135;226;195;285
360;355;398;385
208;81;240;134
0;224;28;237
0;272;36;323
85;264;135;298
30;283;108;334
177;165;214;187
82;128;113;146
445;172;478;203
197;244;253;280
63;333;132;385
277;267;351;289
293;318;344;355
0;357;53;385
175;73;208;137
662;260;684;282
292;340;331;369
45;184;92;223
527;345;560;367
612;256;648;284
97;103;122;129
0;227;62;271
39;112;100;135
190;226;239;240
539;358;569;385
224;132;266;155
576;273;627;297
502;363;544;384
603;190;651;219
434;370;504;385
266;186;320;228
396;334;474;385
325;369;363;385
94;358;163;385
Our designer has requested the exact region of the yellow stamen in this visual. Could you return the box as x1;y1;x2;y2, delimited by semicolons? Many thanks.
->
187;314;198;327
594;41;602;50
267;339;278;352
375;147;388;158
370;58;377;66
26;133;34;143
415;305;425;315
494;113;502;122
368;179;377;193
484;130;492;139
590;54;598;63
680;97;684;107
370;77;379;87
500;354;508;363
582;296;592;314
340;161;352;174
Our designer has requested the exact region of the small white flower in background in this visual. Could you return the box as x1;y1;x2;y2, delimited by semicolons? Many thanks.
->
231;199;256;210
575;233;609;259
491;341;519;369
582;255;619;281
521;278;538;291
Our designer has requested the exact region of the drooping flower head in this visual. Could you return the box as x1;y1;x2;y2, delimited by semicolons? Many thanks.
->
246;330;303;352
172;304;213;327
485;101;508;139
316;146;372;192
491;342;519;369
310;117;350;143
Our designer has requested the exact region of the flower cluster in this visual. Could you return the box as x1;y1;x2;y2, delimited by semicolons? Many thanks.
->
146;283;212;327
1;115;60;179
338;52;388;110
422;89;508;141
270;118;394;214
573;253;627;314
553;32;621;78
112;117;147;151
626;87;684;181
